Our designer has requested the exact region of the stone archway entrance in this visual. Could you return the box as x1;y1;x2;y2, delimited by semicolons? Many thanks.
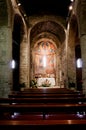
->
29;20;66;88
18;19;66;88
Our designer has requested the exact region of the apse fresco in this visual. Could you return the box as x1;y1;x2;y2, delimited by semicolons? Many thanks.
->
33;41;56;78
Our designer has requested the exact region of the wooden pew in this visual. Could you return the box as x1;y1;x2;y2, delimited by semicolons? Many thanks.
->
0;88;86;130
0;97;86;104
0;103;86;120
1;88;86;122
9;88;82;94
8;92;85;98
8;88;85;98
21;88;81;94
8;93;85;98
0;96;86;120
0;94;86;129
0;120;86;130
0;103;86;113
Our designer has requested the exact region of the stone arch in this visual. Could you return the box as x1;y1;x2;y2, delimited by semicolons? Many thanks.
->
70;15;82;91
30;20;66;87
12;13;25;90
0;0;13;97
30;20;66;44
75;0;86;93
67;14;81;89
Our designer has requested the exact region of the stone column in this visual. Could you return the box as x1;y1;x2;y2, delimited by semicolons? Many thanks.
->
19;36;28;87
66;22;76;88
0;26;12;97
55;52;59;86
0;1;13;97
27;29;31;88
80;35;86;93
77;0;86;93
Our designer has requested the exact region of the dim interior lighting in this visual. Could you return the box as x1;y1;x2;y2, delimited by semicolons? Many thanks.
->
70;0;74;2
11;59;16;69
43;55;46;67
76;58;82;68
18;3;21;6
11;112;20;118
69;5;73;11
76;111;85;118
24;14;26;17
14;112;20;116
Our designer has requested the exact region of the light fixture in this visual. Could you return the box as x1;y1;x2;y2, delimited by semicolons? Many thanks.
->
24;14;26;17
10;59;16;69
69;5;73;11
76;58;82;68
70;0;74;2
43;55;46;67
17;3;21;6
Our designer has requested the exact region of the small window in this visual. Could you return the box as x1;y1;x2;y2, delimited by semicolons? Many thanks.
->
11;59;16;69
76;58;82;68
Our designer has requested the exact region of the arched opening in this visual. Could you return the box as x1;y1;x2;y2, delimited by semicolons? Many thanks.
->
31;40;57;87
30;20;66;88
68;14;82;90
12;14;24;90
75;44;82;91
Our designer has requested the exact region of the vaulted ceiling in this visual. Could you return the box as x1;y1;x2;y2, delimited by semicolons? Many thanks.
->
14;0;73;46
18;0;71;19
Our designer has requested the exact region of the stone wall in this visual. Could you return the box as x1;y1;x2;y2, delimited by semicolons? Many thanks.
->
0;1;12;97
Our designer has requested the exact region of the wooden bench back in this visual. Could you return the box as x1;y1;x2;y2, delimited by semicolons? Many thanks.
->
0;120;86;130
0;103;86;120
0;97;86;104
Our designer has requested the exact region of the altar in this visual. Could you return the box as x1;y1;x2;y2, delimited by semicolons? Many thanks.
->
37;78;55;87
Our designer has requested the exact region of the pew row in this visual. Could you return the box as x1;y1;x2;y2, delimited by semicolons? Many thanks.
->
0;97;86;104
9;88;84;98
0;103;86;113
0;120;86;130
17;88;81;94
0;103;86;120
8;93;85;98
